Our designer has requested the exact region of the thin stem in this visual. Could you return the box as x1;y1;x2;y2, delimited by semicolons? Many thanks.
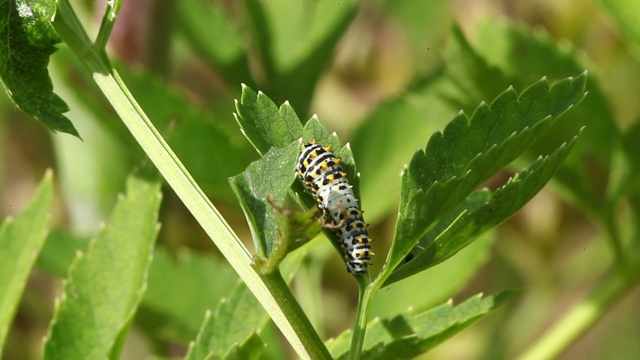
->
95;0;122;51
349;275;372;360
516;266;640;360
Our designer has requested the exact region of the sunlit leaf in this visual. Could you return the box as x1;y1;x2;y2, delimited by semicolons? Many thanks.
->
43;174;161;359
0;0;77;136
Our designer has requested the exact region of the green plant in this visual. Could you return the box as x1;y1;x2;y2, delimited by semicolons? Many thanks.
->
2;1;640;359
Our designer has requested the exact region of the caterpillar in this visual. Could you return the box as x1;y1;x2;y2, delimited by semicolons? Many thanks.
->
296;142;373;274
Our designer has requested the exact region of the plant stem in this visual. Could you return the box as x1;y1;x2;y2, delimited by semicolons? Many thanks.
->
516;266;640;360
52;2;319;358
95;0;122;51
263;272;332;359
349;276;372;360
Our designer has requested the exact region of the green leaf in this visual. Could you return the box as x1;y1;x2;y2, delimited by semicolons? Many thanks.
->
235;85;304;155
243;0;355;113
0;0;78;136
140;249;239;342
0;171;52;353
229;142;300;257
185;281;270;360
600;0;640;60
387;73;587;273
327;290;519;360
43;174;162;360
473;19;620;212
387;134;580;285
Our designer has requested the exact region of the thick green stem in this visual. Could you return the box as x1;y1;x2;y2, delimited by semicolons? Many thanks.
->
517;266;640;360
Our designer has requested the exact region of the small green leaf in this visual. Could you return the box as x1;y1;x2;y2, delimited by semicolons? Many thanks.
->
327;290;519;360
0;171;52;353
0;0;78;136
185;281;270;360
234;85;303;155
43;174;162;360
386;74;586;273
234;87;367;274
387;134;580;285
229;142;300;257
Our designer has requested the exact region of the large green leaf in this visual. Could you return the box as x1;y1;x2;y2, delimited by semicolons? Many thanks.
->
387;133;580;285
327;290;519;360
0;171;52;354
0;0;77;136
387;73;586;276
473;19;620;212
43;174;161;359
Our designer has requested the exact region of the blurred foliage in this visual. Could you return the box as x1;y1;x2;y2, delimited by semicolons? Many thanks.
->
2;0;640;359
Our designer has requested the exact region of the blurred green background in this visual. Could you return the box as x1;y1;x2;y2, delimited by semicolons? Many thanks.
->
2;0;640;359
